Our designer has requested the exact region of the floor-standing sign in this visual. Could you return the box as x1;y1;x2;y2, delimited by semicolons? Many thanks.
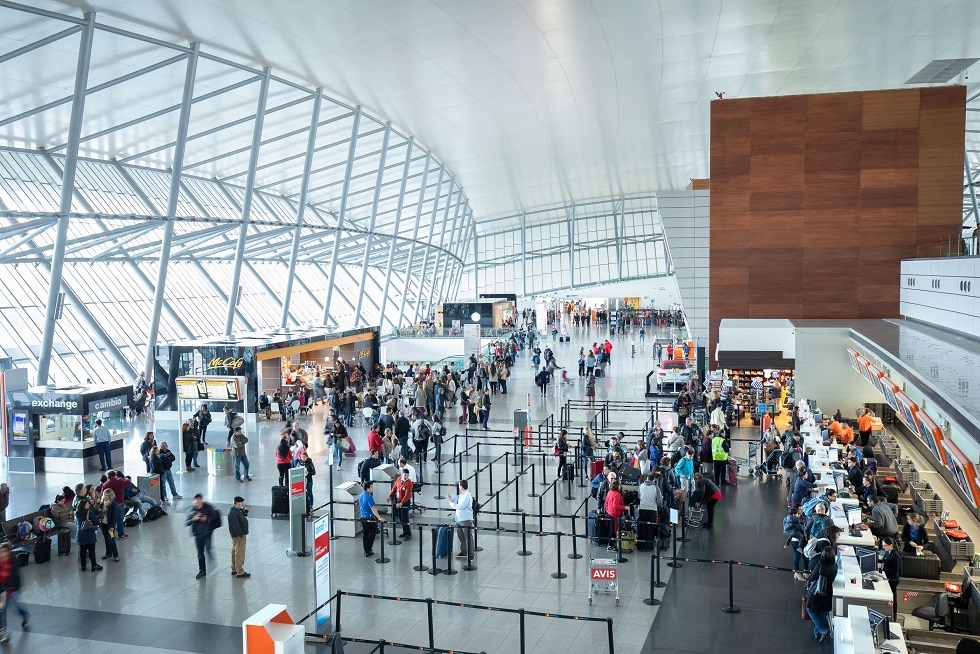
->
288;466;311;556
313;514;331;631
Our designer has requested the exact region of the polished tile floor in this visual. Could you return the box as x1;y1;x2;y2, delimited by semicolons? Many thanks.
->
1;323;827;653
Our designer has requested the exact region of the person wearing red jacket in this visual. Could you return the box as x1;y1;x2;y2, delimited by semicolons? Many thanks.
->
367;426;383;454
604;481;626;550
603;340;613;365
387;468;415;540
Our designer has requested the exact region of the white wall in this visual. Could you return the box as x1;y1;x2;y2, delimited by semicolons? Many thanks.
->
794;327;880;418
901;257;980;337
718;319;796;357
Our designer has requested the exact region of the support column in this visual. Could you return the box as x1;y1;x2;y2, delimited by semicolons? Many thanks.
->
615;196;624;280
413;174;450;323
425;182;457;311
224;67;271;336
472;224;479;298
377;138;416;328
143;43;199;377
281;88;323;328
397;162;440;327
568;203;576;289
37;12;95;385
436;198;466;305
321;107;362;325
353;122;391;326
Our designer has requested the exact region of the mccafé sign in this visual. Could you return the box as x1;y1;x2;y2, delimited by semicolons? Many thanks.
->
357;348;371;359
207;357;245;370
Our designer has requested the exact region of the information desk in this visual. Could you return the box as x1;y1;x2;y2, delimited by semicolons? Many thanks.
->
834;545;893;617
833;605;907;654
831;499;877;548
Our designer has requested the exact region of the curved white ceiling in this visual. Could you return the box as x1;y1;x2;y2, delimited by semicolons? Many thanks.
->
17;0;980;219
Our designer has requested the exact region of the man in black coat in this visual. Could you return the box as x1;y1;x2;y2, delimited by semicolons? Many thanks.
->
394;411;411;460
227;496;250;579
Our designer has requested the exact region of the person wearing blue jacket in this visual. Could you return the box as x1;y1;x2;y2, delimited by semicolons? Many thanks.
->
74;498;103;572
792;460;816;506
674;447;695;494
783;505;807;580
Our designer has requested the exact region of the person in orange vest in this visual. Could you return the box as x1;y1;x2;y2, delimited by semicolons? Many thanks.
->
827;418;844;441
857;408;873;447
840;423;854;446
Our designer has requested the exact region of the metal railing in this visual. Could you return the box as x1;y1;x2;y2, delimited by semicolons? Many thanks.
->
940;234;980;257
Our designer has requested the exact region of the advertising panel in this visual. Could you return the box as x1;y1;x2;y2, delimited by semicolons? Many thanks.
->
865;364;886;395
893;391;919;432
314;515;331;627
941;437;980;508
846;348;862;373
914;410;948;467
878;376;899;412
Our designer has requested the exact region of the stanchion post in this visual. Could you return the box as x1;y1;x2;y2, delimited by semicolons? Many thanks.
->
375;524;390;564
426;598;435;651
643;553;661;606
512;467;522;512
458;450;464;480
551;531;566;579
519;608;526;654
474;511;483;552
486;450;494;497
388;501;401;546
434;460;445;500
464;430;469;456
462;525;477;571
721;559;741;613
564;471;575;500
328;463;337;541
528;464;538;498
495;493;501;530
668;522;682;568
505;451;510;484
444;532;458;576
539;453;548;486
335;590;342;632
616;516;627;563
538;495;545;536
428;528;441;576
413;524;428;572
676;496;689;543
606;617;615;654
476;442;480;470
553;479;559;515
518;513;531;556
655;528;666;587
568;514;582;559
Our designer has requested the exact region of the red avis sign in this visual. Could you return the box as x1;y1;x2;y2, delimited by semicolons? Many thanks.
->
290;480;305;497
590;568;617;581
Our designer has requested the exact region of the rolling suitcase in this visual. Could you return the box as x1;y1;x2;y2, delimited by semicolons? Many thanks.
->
33;535;51;564
727;459;738;486
590;459;604;478
561;464;574;481
57;527;71;556
901;550;941;580
435;525;452;558
619;530;636;552
271;485;289;517
587;510;610;544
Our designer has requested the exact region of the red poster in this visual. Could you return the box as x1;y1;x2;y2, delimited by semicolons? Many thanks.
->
290;480;305;497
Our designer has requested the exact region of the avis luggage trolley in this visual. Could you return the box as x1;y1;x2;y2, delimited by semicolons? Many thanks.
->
588;555;620;606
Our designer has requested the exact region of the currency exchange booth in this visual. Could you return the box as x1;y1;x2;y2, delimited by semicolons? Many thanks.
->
2;374;132;474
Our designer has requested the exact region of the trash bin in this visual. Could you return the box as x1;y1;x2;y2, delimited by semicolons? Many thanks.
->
207;447;232;476
137;474;162;502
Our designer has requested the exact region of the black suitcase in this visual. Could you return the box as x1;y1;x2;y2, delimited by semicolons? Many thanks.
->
271;485;289;516
587;510;609;544
901;550;940;580
57;527;71;556
33;536;51;564
12;547;29;566
561;464;574;481
881;483;900;505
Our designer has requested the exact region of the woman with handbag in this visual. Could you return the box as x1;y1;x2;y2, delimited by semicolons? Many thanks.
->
275;437;292;486
74;498;103;572
99;489;120;562
805;546;839;642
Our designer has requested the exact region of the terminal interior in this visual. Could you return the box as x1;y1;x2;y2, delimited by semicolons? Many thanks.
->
2;2;980;654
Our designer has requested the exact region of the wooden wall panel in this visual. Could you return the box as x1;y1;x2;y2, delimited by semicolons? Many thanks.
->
709;86;965;351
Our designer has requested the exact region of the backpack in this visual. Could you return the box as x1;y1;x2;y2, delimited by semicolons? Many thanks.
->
434;424;446;445
802;495;829;517
648;444;662;464
16;519;31;540
207;506;222;532
804;536;830;560
414;423;431;443
144;506;166;522
357;459;366;479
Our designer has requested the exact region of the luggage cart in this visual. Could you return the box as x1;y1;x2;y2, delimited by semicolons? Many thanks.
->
735;441;758;476
588;555;620;606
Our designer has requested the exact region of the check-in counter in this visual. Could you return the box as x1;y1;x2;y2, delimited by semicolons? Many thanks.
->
833;605;907;654
834;545;893;617
830;499;876;548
